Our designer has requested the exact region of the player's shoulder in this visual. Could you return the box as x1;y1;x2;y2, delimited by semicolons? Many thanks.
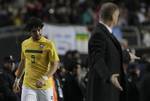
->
41;36;49;43
22;37;32;45
44;38;55;48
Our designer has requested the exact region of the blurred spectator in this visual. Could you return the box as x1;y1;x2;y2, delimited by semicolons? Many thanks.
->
141;7;150;25
120;39;129;50
62;68;83;101
79;2;93;25
72;50;82;66
13;9;23;26
127;63;141;101
122;50;141;101
137;3;146;24
143;30;150;47
0;55;19;101
63;50;74;72
53;69;64;101
2;55;16;88
140;62;150;101
118;4;128;26
0;5;13;27
62;50;84;101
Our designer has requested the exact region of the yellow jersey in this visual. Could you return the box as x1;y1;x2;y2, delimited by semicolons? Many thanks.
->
21;36;59;90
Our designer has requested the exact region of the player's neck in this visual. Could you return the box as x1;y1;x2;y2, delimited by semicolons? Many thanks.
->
32;36;42;41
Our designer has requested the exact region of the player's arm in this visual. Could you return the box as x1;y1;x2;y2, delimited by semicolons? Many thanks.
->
15;58;25;80
44;41;60;79
45;61;59;78
36;41;59;88
36;61;59;88
13;44;25;93
13;58;25;93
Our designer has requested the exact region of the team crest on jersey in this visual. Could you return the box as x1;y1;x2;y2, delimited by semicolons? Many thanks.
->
40;44;44;48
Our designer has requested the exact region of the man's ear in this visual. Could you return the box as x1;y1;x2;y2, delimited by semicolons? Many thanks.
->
108;14;113;22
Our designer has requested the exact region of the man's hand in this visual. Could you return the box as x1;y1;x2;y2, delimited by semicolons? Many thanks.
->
13;78;20;93
110;74;123;91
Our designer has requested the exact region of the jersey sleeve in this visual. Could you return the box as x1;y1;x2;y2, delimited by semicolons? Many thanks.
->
49;41;59;62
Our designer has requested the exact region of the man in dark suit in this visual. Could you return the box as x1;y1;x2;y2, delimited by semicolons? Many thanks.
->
86;2;127;101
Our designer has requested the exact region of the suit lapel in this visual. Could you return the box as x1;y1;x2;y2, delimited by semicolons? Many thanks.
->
109;33;122;52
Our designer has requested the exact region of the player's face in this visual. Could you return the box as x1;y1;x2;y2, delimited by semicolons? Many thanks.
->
30;27;42;41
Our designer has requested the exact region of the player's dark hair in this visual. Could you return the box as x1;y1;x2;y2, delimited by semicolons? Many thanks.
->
24;17;44;32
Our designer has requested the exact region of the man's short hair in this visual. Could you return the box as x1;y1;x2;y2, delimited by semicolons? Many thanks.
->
99;2;119;21
24;17;44;32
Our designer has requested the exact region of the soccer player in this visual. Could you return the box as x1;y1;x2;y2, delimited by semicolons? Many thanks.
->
13;17;59;101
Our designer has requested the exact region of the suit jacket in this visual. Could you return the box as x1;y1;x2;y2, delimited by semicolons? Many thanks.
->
86;23;127;101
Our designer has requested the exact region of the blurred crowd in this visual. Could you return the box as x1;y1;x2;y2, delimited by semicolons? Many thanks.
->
0;55;20;101
0;0;150;27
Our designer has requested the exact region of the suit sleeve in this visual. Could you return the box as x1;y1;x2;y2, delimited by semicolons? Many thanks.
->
89;32;111;83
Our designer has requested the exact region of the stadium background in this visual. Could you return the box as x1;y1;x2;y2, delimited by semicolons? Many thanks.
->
0;0;150;101
0;0;150;60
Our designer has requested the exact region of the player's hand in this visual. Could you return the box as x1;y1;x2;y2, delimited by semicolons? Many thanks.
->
13;78;20;93
129;52;140;60
36;79;46;88
110;74;123;91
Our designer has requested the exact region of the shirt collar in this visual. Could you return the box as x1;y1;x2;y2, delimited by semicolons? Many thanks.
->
99;21;112;33
30;36;46;42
